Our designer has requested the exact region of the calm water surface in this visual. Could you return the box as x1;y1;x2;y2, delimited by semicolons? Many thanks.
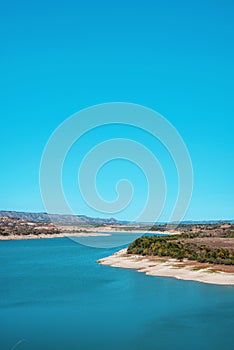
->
0;237;233;350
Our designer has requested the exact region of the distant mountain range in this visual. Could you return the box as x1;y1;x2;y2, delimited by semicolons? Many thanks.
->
0;211;233;225
0;211;122;225
177;220;234;224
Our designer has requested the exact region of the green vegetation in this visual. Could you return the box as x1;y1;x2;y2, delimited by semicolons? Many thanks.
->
127;236;234;265
149;225;167;232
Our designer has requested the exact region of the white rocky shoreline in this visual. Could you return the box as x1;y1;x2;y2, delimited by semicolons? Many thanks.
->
98;248;234;286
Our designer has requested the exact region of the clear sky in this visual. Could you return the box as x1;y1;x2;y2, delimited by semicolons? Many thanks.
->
1;0;234;221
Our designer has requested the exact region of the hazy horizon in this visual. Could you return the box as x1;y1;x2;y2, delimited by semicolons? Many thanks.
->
0;209;233;224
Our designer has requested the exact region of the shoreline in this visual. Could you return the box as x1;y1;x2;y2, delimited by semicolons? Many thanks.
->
0;229;178;241
98;248;234;286
0;231;111;241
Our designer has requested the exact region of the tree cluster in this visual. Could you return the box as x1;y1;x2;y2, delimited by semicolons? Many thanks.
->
127;236;234;265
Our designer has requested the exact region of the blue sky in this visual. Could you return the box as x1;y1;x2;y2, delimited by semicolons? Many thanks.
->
1;0;234;221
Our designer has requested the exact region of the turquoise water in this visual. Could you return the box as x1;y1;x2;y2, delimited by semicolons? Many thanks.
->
0;237;234;350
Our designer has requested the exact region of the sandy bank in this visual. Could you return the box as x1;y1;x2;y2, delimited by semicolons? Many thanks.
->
0;228;178;241
98;249;234;286
0;232;111;241
93;227;179;235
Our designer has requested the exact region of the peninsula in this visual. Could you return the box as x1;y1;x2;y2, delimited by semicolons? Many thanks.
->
98;222;234;285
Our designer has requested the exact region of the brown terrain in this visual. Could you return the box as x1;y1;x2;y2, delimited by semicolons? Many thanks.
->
0;216;61;237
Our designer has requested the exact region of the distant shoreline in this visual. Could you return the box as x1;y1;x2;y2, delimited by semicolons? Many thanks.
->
0;227;178;241
98;248;234;286
0;231;112;241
